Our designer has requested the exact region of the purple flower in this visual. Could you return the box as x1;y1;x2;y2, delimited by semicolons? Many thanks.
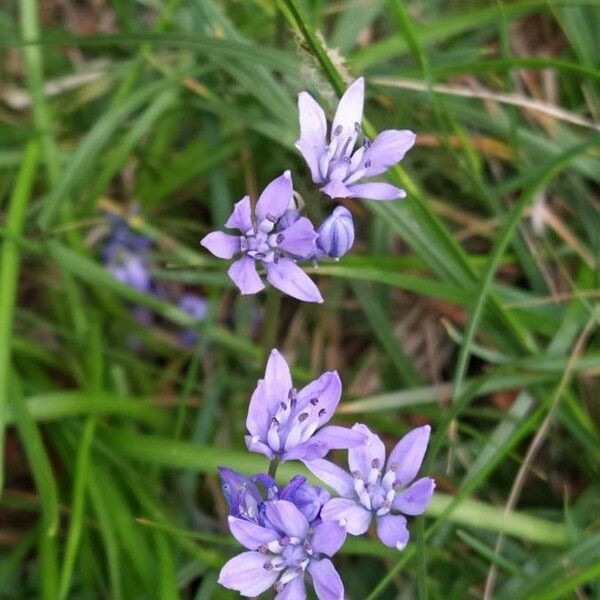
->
317;206;355;258
107;254;151;292
219;468;331;527
218;499;346;599
296;77;416;201
306;424;435;550
201;172;323;303
245;349;366;463
177;293;208;347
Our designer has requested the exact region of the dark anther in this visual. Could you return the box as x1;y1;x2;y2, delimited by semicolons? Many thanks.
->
280;402;287;410
310;398;319;406
354;121;361;132
276;233;284;244
334;124;343;135
371;458;380;469
298;412;309;422
364;159;372;168
263;561;273;571
318;408;326;418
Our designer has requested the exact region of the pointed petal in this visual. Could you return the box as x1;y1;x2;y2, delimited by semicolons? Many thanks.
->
296;91;327;184
331;77;364;157
312;521;347;556
363;130;416;177
263;349;293;414
224;195;253;232
228;516;279;550
277;216;318;259
304;459;355;497
296;370;341;418
387;425;431;486
245;434;275;460
228;256;265;295
347;182;406;201
376;514;409;550
275;576;306;600
255;171;294;223
281;440;328;462
265;500;310;539
311;425;366;450
321;498;371;535
218;551;278;596
308;558;345;600
265;258;323;303
246;379;270;438
348;423;386;480
200;231;240;259
393;477;435;515
320;178;353;200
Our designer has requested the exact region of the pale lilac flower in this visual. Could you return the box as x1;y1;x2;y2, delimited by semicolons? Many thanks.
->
177;293;208;347
219;499;346;599
219;468;330;526
201;172;323;303
317;206;355;258
245;349;365;463
306;424;435;550
296;77;416;201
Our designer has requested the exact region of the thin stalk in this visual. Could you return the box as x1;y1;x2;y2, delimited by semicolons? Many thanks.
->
261;286;282;360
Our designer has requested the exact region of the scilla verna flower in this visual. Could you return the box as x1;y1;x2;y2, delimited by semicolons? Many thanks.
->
296;77;416;201
246;349;365;462
201;171;323;303
307;423;435;549
219;500;346;599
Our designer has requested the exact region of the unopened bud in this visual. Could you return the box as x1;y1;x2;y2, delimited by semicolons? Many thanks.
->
317;206;355;258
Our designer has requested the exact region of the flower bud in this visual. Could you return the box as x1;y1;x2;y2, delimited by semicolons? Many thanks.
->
317;206;355;258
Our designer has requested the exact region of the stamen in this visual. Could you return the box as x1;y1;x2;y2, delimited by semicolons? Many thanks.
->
354;121;361;132
334;124;343;136
288;388;297;399
371;458;381;469
298;412;309;422
393;480;403;492
271;417;280;429
318;408;326;418
279;536;290;546
310;398;319;406
359;489;372;510
274;582;284;592
364;159;372;168
382;469;396;489
280;402;287;410
352;470;363;479
276;233;284;244
263;561;273;571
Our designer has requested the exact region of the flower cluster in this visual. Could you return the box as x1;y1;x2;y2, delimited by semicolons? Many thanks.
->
201;77;415;303
102;213;207;347
218;350;435;599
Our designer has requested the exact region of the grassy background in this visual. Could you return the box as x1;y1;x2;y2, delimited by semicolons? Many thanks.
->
1;0;599;598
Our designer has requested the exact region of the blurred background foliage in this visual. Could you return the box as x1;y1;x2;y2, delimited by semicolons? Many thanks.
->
0;0;599;598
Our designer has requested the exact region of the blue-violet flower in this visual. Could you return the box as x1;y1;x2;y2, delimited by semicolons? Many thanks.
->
307;423;435;550
296;77;416;201
201;172;323;303
246;349;365;462
218;499;346;599
317;206;355;258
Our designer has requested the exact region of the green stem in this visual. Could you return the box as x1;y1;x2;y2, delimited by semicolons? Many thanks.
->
268;458;280;479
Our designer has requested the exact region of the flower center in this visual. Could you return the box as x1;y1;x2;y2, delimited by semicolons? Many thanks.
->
353;459;404;516
241;219;286;264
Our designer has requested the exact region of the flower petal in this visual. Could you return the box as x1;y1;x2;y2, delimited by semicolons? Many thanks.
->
228;516;279;550
265;500;310;539
387;425;431;486
296;91;327;184
331;77;364;157
362;130;416;177
255;171;294;223
308;558;345;600
282;440;329;462
311;425;367;450
348;423;386;480
304;459;355;497
320;178;353;200
263;349;293;414
347;182;406;201
275;576;306;600
246;379;270;438
296;371;341;419
265;258;323;303
224;195;253;232
312;521;347;556
200;231;240;259
277;216;318;259
321;498;371;535
245;434;275;460
376;514;409;550
218;551;278;596
228;256;265;295
393;477;435;516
